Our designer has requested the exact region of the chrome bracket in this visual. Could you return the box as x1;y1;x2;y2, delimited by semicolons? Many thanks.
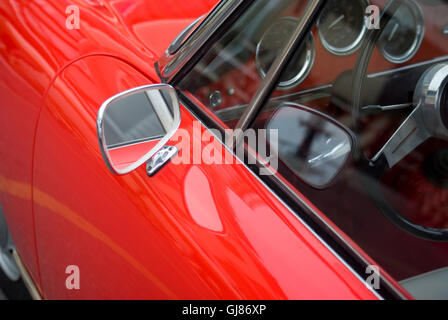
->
146;146;178;177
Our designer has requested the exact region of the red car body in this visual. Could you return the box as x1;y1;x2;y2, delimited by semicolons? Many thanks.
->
0;0;409;299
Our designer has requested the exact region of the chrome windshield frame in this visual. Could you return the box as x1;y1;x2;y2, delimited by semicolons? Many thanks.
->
157;0;254;83
234;0;325;133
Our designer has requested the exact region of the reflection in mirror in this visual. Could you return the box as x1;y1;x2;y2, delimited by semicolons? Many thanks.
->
97;84;180;175
266;103;353;188
104;90;173;148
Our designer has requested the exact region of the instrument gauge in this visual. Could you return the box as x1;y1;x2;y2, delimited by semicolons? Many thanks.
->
378;0;425;64
317;0;369;56
256;17;315;90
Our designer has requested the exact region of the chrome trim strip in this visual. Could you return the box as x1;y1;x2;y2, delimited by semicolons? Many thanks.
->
167;15;205;56
11;250;42;300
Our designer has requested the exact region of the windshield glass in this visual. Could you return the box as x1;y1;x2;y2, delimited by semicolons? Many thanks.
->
178;0;448;299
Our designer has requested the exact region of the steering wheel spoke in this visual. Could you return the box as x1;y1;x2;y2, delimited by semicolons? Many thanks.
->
361;102;413;114
351;0;448;241
372;103;431;169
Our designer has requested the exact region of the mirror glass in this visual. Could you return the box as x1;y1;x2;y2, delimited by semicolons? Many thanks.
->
266;104;352;188
97;84;180;175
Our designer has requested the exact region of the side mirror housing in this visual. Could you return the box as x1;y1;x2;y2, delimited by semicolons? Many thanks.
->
97;84;180;175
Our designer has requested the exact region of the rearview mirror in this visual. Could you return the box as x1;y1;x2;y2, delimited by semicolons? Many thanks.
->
97;84;180;175
266;103;353;188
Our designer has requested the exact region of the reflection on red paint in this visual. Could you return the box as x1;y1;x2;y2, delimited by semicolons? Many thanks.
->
184;166;223;233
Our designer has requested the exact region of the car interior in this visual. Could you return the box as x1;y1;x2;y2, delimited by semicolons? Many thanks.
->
178;0;448;298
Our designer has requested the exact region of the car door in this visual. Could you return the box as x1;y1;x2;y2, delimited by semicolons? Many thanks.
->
33;52;379;299
30;0;384;299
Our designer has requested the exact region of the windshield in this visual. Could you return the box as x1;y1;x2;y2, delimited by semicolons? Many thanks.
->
178;0;448;299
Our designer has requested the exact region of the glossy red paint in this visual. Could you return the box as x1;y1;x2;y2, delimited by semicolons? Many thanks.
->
0;0;215;294
0;0;387;299
105;0;219;57
32;54;377;299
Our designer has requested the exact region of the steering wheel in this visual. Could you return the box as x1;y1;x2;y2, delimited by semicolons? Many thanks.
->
351;0;448;241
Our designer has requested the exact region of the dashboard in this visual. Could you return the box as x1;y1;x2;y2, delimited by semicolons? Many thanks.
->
256;0;427;90
191;0;448;117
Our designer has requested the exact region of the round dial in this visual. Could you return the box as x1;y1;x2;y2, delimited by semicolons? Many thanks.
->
317;0;369;55
378;0;425;64
256;17;315;90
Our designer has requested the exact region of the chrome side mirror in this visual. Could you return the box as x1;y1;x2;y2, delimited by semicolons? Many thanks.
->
97;84;180;175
